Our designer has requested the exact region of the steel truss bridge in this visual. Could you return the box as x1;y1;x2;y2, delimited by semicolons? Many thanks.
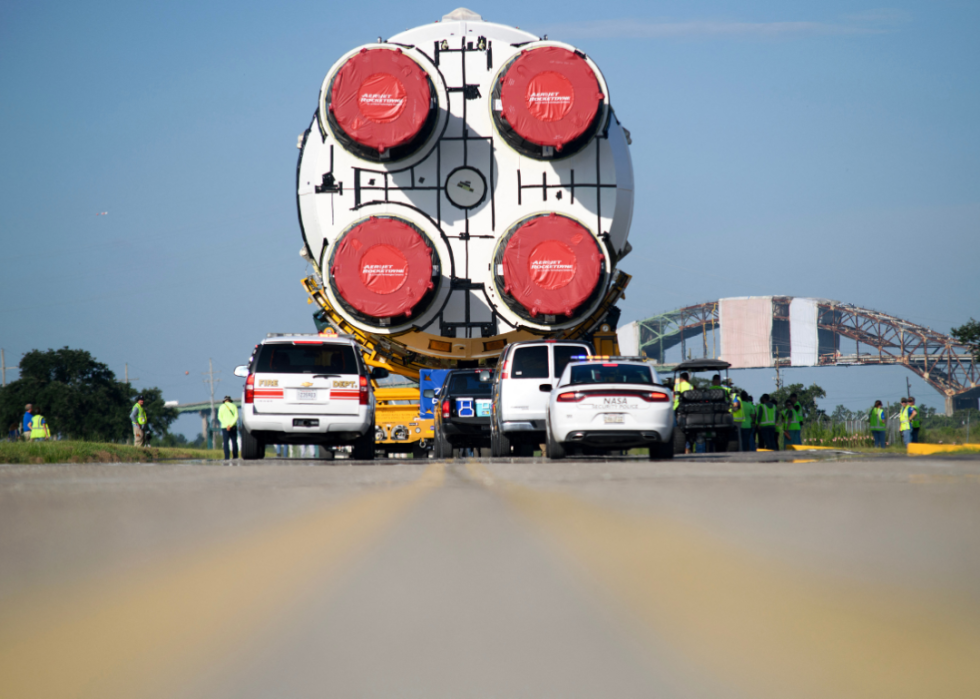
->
635;297;979;415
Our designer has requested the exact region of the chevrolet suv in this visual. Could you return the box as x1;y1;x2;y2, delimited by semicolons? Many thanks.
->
235;334;387;460
490;339;592;456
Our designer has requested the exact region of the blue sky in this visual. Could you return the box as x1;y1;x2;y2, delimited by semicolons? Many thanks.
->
2;1;978;437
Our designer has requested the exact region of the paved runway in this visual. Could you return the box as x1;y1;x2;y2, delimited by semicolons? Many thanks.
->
1;451;979;698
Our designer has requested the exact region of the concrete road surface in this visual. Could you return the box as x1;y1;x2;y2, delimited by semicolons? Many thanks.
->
1;451;979;698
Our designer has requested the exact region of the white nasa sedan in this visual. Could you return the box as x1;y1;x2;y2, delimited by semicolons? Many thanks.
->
545;358;674;460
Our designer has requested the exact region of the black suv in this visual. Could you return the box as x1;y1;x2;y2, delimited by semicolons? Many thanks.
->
426;369;494;458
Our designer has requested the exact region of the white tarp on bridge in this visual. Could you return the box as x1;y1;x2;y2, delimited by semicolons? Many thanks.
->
790;297;819;366
616;321;639;356
719;297;773;368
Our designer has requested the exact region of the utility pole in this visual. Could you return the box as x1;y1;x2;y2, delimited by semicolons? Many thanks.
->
124;363;139;385
203;359;220;449
1;348;5;387
774;348;782;389
906;376;911;399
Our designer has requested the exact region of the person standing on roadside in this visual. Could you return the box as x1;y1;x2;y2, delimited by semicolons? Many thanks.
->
870;400;887;448
22;404;33;441
673;372;694;409
757;394;778;450
738;391;756;452
908;396;920;443
672;372;694;454
784;399;803;446
899;397;913;447
218;396;239;460
30;408;51;441
130;395;148;447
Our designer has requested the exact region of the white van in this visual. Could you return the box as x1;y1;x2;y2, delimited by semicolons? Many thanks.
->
490;339;592;456
235;334;387;460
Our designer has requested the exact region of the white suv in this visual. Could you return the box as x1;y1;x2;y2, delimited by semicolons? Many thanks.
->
490;340;592;456
545;357;674;460
235;334;387;460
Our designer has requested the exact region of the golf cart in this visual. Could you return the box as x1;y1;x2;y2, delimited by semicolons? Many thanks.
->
672;358;738;454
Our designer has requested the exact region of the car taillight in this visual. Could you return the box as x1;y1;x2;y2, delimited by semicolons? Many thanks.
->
359;375;369;405
500;358;510;380
639;391;670;402
557;391;585;402
442;400;450;419
244;374;255;404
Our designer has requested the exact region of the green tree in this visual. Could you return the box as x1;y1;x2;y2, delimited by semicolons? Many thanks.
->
0;347;177;442
771;383;827;422
951;318;980;364
830;404;855;421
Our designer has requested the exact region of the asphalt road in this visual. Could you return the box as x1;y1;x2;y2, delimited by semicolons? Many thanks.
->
1;451;979;699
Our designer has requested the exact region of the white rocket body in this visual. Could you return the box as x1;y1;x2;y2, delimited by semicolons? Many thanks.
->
297;9;633;363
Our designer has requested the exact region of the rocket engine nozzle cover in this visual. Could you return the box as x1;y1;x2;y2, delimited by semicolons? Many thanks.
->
500;214;603;318
499;47;603;149
330;216;435;319
328;48;432;152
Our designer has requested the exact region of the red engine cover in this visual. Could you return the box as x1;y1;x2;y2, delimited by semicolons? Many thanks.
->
329;48;432;152
331;217;434;319
501;214;603;317
499;47;603;150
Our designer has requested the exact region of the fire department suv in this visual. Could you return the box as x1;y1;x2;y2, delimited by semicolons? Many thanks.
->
235;334;387;460
545;357;674;460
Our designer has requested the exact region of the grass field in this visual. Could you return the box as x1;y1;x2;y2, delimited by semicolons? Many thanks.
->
0;440;223;464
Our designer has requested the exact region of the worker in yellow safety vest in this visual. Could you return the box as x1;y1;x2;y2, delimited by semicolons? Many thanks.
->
672;372;694;454
757;394;778;450
784;393;803;446
708;374;730;398
673;372;693;409
218;396;240;460
130;395;148;447
869;400;886;448
30;411;51;440
908;396;920;443
737;391;756;452
899;397;913;447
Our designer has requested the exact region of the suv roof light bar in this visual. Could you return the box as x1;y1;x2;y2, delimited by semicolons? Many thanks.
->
569;355;649;363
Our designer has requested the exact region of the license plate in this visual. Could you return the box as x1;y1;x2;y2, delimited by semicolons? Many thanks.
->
298;390;317;401
604;414;625;424
476;399;491;417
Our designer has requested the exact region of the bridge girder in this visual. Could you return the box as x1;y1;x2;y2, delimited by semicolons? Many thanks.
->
636;298;978;412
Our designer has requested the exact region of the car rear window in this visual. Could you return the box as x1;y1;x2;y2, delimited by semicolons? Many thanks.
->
511;346;548;379
448;373;493;395
255;344;359;375
553;345;589;378
569;364;654;386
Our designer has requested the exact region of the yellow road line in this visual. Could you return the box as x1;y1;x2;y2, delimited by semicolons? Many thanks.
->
0;461;444;699
466;462;980;699
908;443;980;455
909;473;980;484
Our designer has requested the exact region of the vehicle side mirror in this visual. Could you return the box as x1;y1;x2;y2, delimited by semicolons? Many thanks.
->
371;367;390;380
234;366;249;378
539;383;553;392
423;389;434;399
